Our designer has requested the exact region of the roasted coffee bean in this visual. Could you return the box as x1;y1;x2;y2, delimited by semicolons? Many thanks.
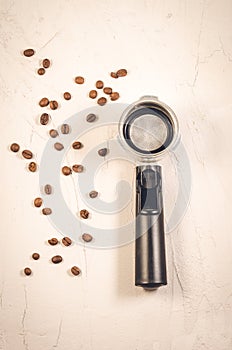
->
89;90;97;99
89;190;98;198
71;266;81;276
110;72;118;79
23;49;35;57
39;97;49;107
62;237;72;246
42;58;50;68
51;255;62;264
80;209;89;219
22;150;33;159
61;124;70;134
48;238;58;246
63;92;71;100
72;164;84;173
32;253;40;260
86;113;97;123
40;113;50;125
24;267;32;275
116;68;127;77
28;162;37;172
82;233;93;242
110;92;120;101
49;129;58;138
37;68;45;75
34;197;43;207
44;184;52;194
42;208;52;215
72;141;82;149
96;80;104;89
103;87;112;95
97;97;107;106
62;166;72;176
10;143;20;152
75;76;84;84
49;100;58;110
98;148;107;157
54;142;64;151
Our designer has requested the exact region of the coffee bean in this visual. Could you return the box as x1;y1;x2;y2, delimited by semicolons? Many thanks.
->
72;164;84;173
10;143;20;152
37;68;45;75
32;253;40;260
80;209;89;219
110;72;118;79
22;150;33;159
23;49;35;57
48;238;58;246
62;166;72;176
89;190;98;198
98;148;107;157
51;255;62;264
86;113;97;123
39;97;49;107
42;58;50;68
28;162;37;172
97;97;107;106
110;92;120;101
62;237;72;246
72;141;82;149
54;142;64;151
34;197;43;207
24;267;32;275
49;100;58;110
71;266;81;276
116;68;127;77
103;87;112;95
61;124;70;134
82;233;93;242
75;76;84;84
96;80;104;89
44;184;52;195
42;208;52;215
40;113;50;125
89;90;97;99
49;129;58;138
63;92;71;100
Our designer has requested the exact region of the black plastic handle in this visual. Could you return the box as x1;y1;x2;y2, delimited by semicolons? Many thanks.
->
135;165;167;289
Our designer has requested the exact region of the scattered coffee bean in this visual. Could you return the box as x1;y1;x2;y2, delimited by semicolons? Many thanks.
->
89;190;98;198
71;266;81;276
24;267;32;275
75;76;84;84
110;92;120;101
49;129;58;138
110;72;118;78
39;97;49;107
63;92;71;100
96;80;104;89
97;97;107;106
44;184;52;195
42;58;50;68
62;237;72;246
98;148;108;157
28;162;37;172
62;166;72;176
49;100;58;110
82;233;93;243
86;113;97;123
37;68;45;75
23;49;35;57
22;150;33;159
34;197;43;207
116;68;127;77
40;113;50;125
80;209;89;219
72;164;84;173
61;124;70;134
51;255;62;264
89;90;97;99
54;142;64;151
48;238;58;246
32;253;40;260
42;208;52;215
103;87;112;95
10;143;20;152
72;141;82;149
